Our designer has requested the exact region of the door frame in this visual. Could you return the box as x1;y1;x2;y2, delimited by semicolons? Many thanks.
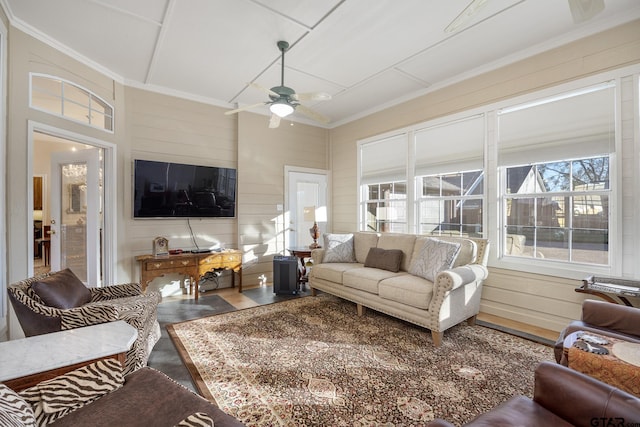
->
284;165;331;251
28;121;117;285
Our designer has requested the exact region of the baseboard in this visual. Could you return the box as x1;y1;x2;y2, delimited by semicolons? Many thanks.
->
476;320;555;347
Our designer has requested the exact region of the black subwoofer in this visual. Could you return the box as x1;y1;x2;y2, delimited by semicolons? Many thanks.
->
273;256;298;295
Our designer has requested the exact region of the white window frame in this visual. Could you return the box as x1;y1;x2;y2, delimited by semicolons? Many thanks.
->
29;73;114;133
415;169;484;237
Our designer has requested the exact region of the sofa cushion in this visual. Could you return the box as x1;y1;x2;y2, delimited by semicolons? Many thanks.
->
322;233;356;263
409;238;461;282
343;267;403;294
379;275;435;310
353;232;379;263
31;268;91;309
311;263;362;284
20;359;124;426
0;383;36;427
364;248;403;272
376;233;417;271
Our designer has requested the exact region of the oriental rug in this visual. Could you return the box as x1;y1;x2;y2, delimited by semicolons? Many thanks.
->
167;294;554;426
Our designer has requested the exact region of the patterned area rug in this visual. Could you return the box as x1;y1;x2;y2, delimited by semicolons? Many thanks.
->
167;294;554;426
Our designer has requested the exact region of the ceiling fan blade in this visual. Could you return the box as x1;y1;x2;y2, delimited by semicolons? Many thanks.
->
296;104;330;124
268;114;281;128
444;0;488;33
568;0;604;24
224;102;267;115
249;82;279;98
292;92;332;102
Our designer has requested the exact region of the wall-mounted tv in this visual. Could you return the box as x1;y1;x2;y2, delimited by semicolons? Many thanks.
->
133;159;236;218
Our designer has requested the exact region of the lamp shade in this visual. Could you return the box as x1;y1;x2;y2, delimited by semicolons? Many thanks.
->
270;100;294;117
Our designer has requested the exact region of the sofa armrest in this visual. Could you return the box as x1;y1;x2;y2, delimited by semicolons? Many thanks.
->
311;248;325;265
90;282;143;302
59;303;120;329
533;361;640;424
436;264;488;292
581;299;640;336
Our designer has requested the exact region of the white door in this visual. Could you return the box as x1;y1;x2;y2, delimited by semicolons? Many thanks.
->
50;148;101;286
287;170;328;249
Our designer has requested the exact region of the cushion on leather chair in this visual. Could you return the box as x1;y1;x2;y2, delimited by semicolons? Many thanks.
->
31;268;91;309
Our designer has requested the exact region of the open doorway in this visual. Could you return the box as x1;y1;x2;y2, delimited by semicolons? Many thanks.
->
30;126;112;286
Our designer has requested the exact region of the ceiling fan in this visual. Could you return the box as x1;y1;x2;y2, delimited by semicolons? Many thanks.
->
225;41;332;128
445;0;605;33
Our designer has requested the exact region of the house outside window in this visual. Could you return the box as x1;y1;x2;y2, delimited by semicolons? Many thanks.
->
362;181;406;232
503;157;609;264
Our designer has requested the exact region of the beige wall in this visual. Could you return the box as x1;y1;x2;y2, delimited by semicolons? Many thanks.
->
237;112;329;285
328;20;640;332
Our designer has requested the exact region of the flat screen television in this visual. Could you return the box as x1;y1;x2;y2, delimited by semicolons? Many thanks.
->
133;159;236;218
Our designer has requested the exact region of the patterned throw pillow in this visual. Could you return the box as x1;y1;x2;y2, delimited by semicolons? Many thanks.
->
19;358;124;425
408;238;461;282
322;233;356;263
174;412;215;426
0;384;36;427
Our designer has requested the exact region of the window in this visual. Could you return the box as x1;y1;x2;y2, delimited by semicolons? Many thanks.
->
504;157;609;264
414;114;485;237
359;134;407;232
362;181;406;232
417;170;483;236
498;82;615;266
30;74;114;132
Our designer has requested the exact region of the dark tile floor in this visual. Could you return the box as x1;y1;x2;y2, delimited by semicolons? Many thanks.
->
147;285;311;392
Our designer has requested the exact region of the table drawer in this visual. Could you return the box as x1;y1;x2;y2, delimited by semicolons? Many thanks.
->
145;258;195;271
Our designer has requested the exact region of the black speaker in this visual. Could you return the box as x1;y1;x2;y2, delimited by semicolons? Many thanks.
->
273;256;298;295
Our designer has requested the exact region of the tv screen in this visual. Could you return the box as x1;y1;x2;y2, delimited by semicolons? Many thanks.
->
133;159;236;218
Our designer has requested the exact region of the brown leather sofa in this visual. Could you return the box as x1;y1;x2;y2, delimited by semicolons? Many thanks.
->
427;361;640;427
554;299;640;364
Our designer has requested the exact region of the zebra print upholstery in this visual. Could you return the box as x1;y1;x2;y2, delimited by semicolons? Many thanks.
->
175;412;214;427
0;383;36;427
8;270;162;375
19;359;124;426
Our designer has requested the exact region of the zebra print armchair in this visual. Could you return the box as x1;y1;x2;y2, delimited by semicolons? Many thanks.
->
8;268;162;375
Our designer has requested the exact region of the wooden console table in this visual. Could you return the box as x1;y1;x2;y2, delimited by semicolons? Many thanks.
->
135;250;243;300
0;321;137;391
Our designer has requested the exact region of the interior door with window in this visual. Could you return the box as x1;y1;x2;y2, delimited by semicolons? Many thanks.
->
287;170;328;248
50;148;101;286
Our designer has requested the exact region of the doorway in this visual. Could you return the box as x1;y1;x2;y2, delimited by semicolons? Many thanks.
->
285;167;329;249
29;123;115;286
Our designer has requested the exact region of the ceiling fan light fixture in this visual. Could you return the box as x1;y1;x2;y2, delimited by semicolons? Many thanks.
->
270;100;294;117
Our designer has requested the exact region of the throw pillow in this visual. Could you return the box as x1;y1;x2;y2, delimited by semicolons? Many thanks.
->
0;383;36;427
174;412;215;427
20;359;124;426
408;238;461;282
364;248;403;272
31;268;91;309
322;233;356;263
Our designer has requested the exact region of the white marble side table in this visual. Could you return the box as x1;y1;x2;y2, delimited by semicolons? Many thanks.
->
0;320;137;391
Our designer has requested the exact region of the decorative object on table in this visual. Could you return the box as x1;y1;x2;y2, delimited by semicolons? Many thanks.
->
152;236;169;257
577;331;610;346
304;205;321;249
573;340;609;355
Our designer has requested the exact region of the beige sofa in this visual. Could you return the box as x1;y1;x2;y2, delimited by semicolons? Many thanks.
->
309;232;489;346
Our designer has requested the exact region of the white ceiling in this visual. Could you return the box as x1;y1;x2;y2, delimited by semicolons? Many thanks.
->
3;0;640;127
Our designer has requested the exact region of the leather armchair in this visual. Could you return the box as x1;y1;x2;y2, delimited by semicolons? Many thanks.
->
428;361;640;427
554;299;640;364
8;269;162;375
